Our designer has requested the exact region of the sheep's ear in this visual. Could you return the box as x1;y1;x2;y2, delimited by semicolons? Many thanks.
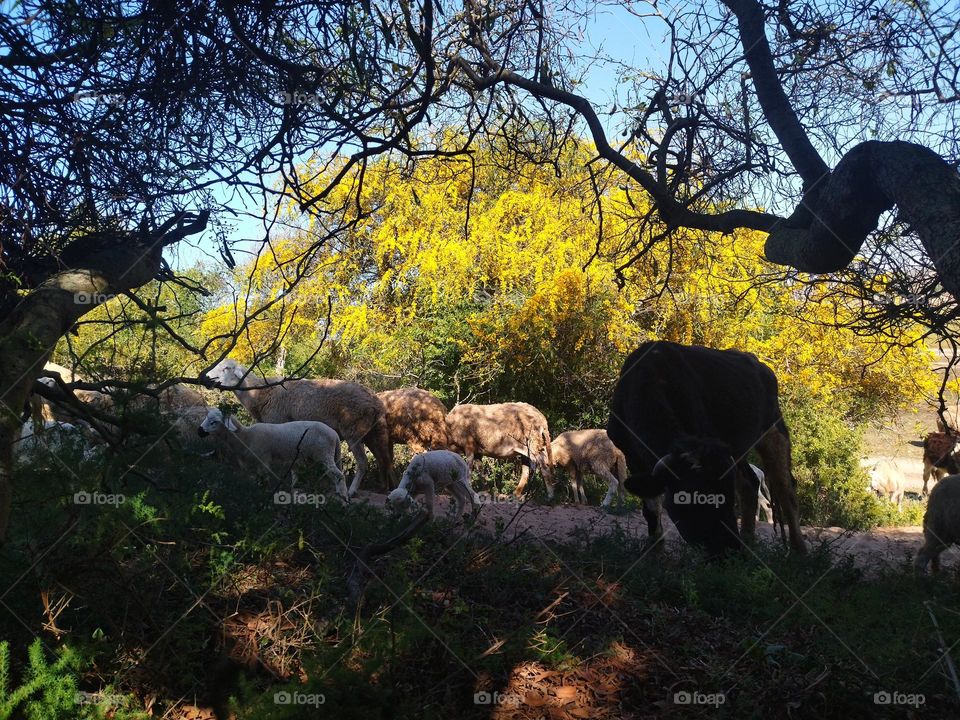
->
225;416;238;431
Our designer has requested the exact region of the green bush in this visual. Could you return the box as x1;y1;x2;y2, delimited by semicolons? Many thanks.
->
785;393;921;530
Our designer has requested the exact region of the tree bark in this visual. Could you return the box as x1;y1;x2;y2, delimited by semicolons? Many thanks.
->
0;214;208;542
764;141;960;298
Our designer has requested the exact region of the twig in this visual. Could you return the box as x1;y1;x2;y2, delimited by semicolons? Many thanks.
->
926;600;960;701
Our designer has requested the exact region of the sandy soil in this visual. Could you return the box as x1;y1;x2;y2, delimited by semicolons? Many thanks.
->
354;490;958;573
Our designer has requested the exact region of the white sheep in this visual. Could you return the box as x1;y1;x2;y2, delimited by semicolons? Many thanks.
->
550;429;626;506
206;358;393;496
746;463;774;523
867;459;906;511
915;474;960;572
386;450;481;518
15;418;94;462
198;408;348;500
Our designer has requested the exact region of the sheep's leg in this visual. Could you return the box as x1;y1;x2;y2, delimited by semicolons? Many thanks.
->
457;466;480;514
514;455;533;497
757;490;773;523
757;430;806;554
597;466;621;507
916;532;946;573
449;482;471;518
566;466;581;504
422;478;436;519
365;420;395;491
539;453;556;501
346;439;369;497
330;465;349;501
736;463;759;540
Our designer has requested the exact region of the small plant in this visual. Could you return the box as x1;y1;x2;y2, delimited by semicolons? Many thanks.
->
0;639;144;719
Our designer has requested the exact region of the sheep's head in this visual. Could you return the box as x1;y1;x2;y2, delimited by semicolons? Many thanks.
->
386;487;414;510
198;408;239;436
205;358;247;388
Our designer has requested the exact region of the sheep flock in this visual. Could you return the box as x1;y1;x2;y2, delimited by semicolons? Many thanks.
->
20;355;960;570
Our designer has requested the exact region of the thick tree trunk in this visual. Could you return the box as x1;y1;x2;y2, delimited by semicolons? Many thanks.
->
0;214;208;541
764;141;960;299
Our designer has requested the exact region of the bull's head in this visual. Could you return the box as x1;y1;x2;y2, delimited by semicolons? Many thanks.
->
653;436;742;555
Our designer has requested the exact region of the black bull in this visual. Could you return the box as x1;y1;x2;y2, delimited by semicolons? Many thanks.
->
607;341;806;554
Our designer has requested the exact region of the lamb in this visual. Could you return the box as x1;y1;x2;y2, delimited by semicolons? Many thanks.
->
205;359;393;496
386;450;480;518
445;402;554;498
915;474;960;573
867;459;906;511
549;429;626;506
197;408;348;499
744;463;774;523
377;388;449;452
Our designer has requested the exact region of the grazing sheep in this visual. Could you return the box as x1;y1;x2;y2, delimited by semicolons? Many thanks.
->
445;402;554;499
867;459;906;511
167;404;213;451
377;388;449;452
197;408;348;499
915;474;960;573
917;431;960;496
550;429;626;506
156;383;207;412
14;419;92;462
205;359;393;496
386;450;480;518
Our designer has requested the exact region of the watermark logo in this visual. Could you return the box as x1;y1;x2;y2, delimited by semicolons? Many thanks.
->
74;491;125;506
667;86;700;106
273;490;325;507
673;490;725;508
475;491;519;505
72;91;125;107
74;291;116;305
275;91;321;106
76;690;127;706
474;691;521;707
872;291;927;308
273;691;325;706
874;691;924;707
674;690;725;706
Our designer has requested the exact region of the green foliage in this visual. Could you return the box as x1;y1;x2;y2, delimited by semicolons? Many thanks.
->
787;393;875;529
5;441;959;718
785;393;922;529
0;640;144;719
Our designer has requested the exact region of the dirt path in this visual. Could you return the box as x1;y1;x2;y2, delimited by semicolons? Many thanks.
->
355;491;956;572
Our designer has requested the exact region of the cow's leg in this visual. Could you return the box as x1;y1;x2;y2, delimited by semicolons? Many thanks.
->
922;459;933;496
736;462;759;540
597;466;620;507
757;430;806;554
641;495;665;550
346;439;369;497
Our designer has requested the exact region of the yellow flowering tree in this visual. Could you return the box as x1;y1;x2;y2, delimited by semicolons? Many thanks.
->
200;138;936;428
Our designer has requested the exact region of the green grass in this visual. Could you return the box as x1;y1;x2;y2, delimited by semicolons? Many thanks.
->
1;445;958;719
